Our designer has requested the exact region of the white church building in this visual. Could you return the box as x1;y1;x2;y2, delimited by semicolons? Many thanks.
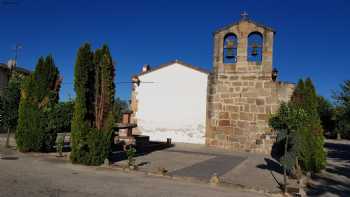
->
130;60;209;144
130;16;294;153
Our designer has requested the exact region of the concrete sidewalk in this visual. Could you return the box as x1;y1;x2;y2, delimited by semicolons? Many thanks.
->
114;143;285;193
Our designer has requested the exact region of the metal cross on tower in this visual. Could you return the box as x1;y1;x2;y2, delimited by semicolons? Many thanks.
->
240;11;249;20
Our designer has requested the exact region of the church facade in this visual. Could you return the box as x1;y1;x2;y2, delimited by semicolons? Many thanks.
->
131;15;294;154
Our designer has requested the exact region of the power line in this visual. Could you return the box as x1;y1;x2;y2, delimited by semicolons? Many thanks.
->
61;81;155;85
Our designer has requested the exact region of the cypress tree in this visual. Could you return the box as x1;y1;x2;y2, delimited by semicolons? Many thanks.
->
291;79;305;106
88;45;115;165
94;48;103;129
304;78;326;171
290;78;326;172
16;56;60;152
71;43;116;165
70;43;94;163
16;73;41;151
95;45;115;131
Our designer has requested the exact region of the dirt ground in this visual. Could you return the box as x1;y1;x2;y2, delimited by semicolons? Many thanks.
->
0;146;268;197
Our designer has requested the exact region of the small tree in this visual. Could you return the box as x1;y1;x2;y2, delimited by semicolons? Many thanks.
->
126;146;137;168
270;103;307;193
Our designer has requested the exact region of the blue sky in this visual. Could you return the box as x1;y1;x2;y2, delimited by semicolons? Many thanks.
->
0;0;349;102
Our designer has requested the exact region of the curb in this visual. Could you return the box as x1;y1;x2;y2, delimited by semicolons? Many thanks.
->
98;164;283;197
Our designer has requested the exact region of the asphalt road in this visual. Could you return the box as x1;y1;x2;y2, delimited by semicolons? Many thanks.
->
0;148;267;197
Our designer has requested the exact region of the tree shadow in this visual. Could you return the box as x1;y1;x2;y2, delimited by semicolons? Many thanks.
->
256;158;283;174
325;141;350;163
256;158;284;188
324;140;350;179
325;164;350;179
0;156;19;160
307;173;350;196
109;141;173;163
307;140;350;196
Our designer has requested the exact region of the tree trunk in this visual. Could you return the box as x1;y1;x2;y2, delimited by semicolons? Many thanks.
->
283;135;289;194
5;128;11;148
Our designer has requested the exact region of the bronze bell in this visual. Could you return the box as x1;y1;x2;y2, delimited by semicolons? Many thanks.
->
225;40;236;59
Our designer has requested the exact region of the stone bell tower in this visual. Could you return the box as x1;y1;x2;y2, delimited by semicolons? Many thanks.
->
206;13;294;154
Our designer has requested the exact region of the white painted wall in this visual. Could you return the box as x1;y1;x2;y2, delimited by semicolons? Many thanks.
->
134;62;208;144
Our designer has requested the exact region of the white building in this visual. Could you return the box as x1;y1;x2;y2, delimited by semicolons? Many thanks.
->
131;60;209;144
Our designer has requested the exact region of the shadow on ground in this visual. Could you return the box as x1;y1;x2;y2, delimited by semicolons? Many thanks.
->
256;158;283;188
307;140;350;197
109;141;173;163
256;158;283;174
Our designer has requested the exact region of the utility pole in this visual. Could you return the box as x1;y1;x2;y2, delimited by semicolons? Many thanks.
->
13;43;22;68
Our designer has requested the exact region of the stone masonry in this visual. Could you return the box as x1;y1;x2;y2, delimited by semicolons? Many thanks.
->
206;17;294;154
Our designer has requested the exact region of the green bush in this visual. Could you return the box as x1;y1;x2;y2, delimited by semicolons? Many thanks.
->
85;129;112;165
43;101;74;151
126;146;137;167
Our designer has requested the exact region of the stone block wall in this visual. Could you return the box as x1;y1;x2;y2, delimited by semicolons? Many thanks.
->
206;71;294;154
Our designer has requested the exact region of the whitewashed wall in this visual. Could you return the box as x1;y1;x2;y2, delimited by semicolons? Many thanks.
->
134;62;208;144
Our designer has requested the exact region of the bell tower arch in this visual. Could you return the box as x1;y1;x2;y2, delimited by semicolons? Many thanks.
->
213;13;274;74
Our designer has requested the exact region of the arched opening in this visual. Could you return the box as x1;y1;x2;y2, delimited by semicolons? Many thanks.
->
223;33;238;64
247;32;263;63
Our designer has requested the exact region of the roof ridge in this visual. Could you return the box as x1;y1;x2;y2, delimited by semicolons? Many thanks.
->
137;59;209;77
